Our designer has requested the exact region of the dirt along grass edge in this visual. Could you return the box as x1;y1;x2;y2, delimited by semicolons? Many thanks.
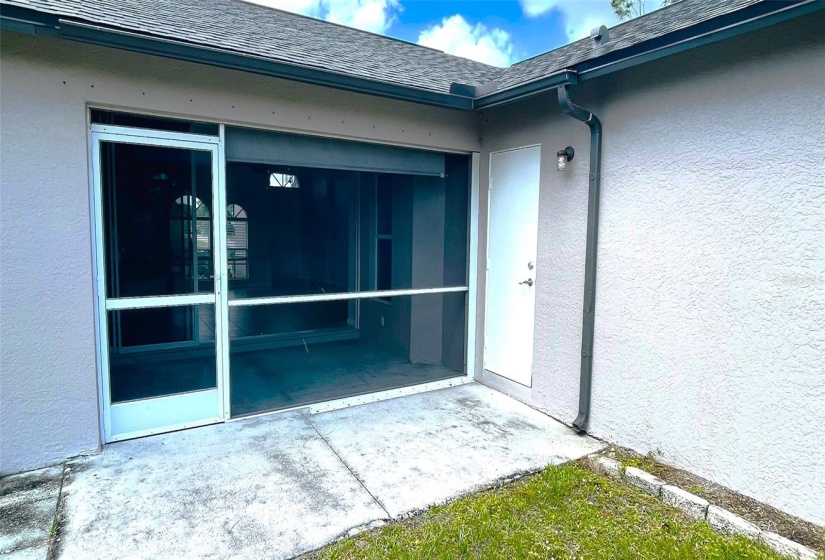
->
595;448;823;559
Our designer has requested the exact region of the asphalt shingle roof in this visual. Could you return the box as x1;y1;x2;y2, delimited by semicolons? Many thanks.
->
497;0;761;90
1;0;502;93
0;0;773;97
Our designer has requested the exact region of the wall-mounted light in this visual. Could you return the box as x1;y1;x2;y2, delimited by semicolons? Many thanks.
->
557;146;574;171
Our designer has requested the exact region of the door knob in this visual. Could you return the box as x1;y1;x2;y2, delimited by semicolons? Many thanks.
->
519;278;534;287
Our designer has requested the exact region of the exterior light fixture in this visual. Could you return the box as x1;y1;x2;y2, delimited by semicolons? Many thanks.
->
557;146;574;171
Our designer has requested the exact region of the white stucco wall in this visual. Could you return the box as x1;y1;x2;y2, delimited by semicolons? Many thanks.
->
0;31;480;475
477;17;825;524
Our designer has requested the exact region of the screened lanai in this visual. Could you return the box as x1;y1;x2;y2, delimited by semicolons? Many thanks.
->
98;111;472;427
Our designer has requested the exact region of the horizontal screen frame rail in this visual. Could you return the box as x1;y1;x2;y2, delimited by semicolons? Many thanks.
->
228;286;469;307
90;124;220;146
105;294;215;310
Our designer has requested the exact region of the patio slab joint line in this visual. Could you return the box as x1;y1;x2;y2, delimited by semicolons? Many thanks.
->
301;410;392;520
45;462;68;560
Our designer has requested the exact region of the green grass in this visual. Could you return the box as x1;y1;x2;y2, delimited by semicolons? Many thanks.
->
313;463;792;560
689;485;708;497
613;450;662;475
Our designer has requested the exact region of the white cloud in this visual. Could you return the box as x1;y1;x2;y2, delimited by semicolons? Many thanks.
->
417;15;515;67
245;0;400;35
325;0;399;33
246;0;323;18
520;0;620;42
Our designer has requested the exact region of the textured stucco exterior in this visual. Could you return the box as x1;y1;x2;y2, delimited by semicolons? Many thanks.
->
0;31;480;475
1;9;824;527
476;16;825;524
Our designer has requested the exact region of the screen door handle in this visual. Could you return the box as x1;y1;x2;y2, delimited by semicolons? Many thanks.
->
519;278;534;287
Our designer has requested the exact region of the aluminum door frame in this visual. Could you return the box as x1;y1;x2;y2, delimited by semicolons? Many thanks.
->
89;123;230;443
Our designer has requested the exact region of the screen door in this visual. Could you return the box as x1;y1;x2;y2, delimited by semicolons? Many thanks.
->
91;125;227;442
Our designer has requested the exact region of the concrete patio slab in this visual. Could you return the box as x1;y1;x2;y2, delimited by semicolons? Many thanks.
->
0;465;62;559
308;383;605;517
56;411;385;560
4;383;604;559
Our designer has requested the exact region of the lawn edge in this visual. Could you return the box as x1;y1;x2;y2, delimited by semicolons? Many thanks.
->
296;464;552;559
584;455;820;560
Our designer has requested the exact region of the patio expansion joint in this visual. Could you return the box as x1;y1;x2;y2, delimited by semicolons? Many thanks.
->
45;462;68;560
300;410;392;521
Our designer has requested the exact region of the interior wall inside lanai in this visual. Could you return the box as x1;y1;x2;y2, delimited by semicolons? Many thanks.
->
358;154;470;371
474;14;825;524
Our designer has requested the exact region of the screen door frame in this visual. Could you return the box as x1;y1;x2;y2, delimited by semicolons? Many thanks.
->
90;123;230;443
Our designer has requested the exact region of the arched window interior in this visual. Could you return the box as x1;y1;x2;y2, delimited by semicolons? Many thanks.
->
269;172;299;189
227;204;249;279
170;195;212;280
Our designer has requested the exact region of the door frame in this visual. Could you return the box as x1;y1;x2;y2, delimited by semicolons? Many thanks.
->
483;144;541;387
89;123;231;443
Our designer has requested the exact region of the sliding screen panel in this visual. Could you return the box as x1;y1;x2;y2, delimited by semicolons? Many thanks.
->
359;154;470;292
229;292;466;416
225;163;358;299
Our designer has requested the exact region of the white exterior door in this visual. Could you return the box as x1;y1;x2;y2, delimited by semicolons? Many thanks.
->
484;146;541;387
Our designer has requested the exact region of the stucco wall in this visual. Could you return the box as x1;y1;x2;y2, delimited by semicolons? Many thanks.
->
2;13;823;525
476;16;825;524
0;31;480;475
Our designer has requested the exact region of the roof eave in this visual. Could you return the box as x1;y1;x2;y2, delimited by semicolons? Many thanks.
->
473;71;577;111
577;0;823;82
0;5;476;111
474;0;825;111
2;1;823;113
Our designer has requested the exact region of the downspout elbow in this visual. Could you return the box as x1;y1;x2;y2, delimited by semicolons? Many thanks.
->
557;85;602;434
558;84;602;134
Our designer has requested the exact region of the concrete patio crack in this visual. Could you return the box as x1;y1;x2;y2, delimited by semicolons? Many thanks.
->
301;410;392;520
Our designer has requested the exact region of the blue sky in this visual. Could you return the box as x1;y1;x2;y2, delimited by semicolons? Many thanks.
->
247;1;626;67
391;2;570;61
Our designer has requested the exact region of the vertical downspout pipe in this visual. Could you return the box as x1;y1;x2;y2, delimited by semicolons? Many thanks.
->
557;85;602;433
